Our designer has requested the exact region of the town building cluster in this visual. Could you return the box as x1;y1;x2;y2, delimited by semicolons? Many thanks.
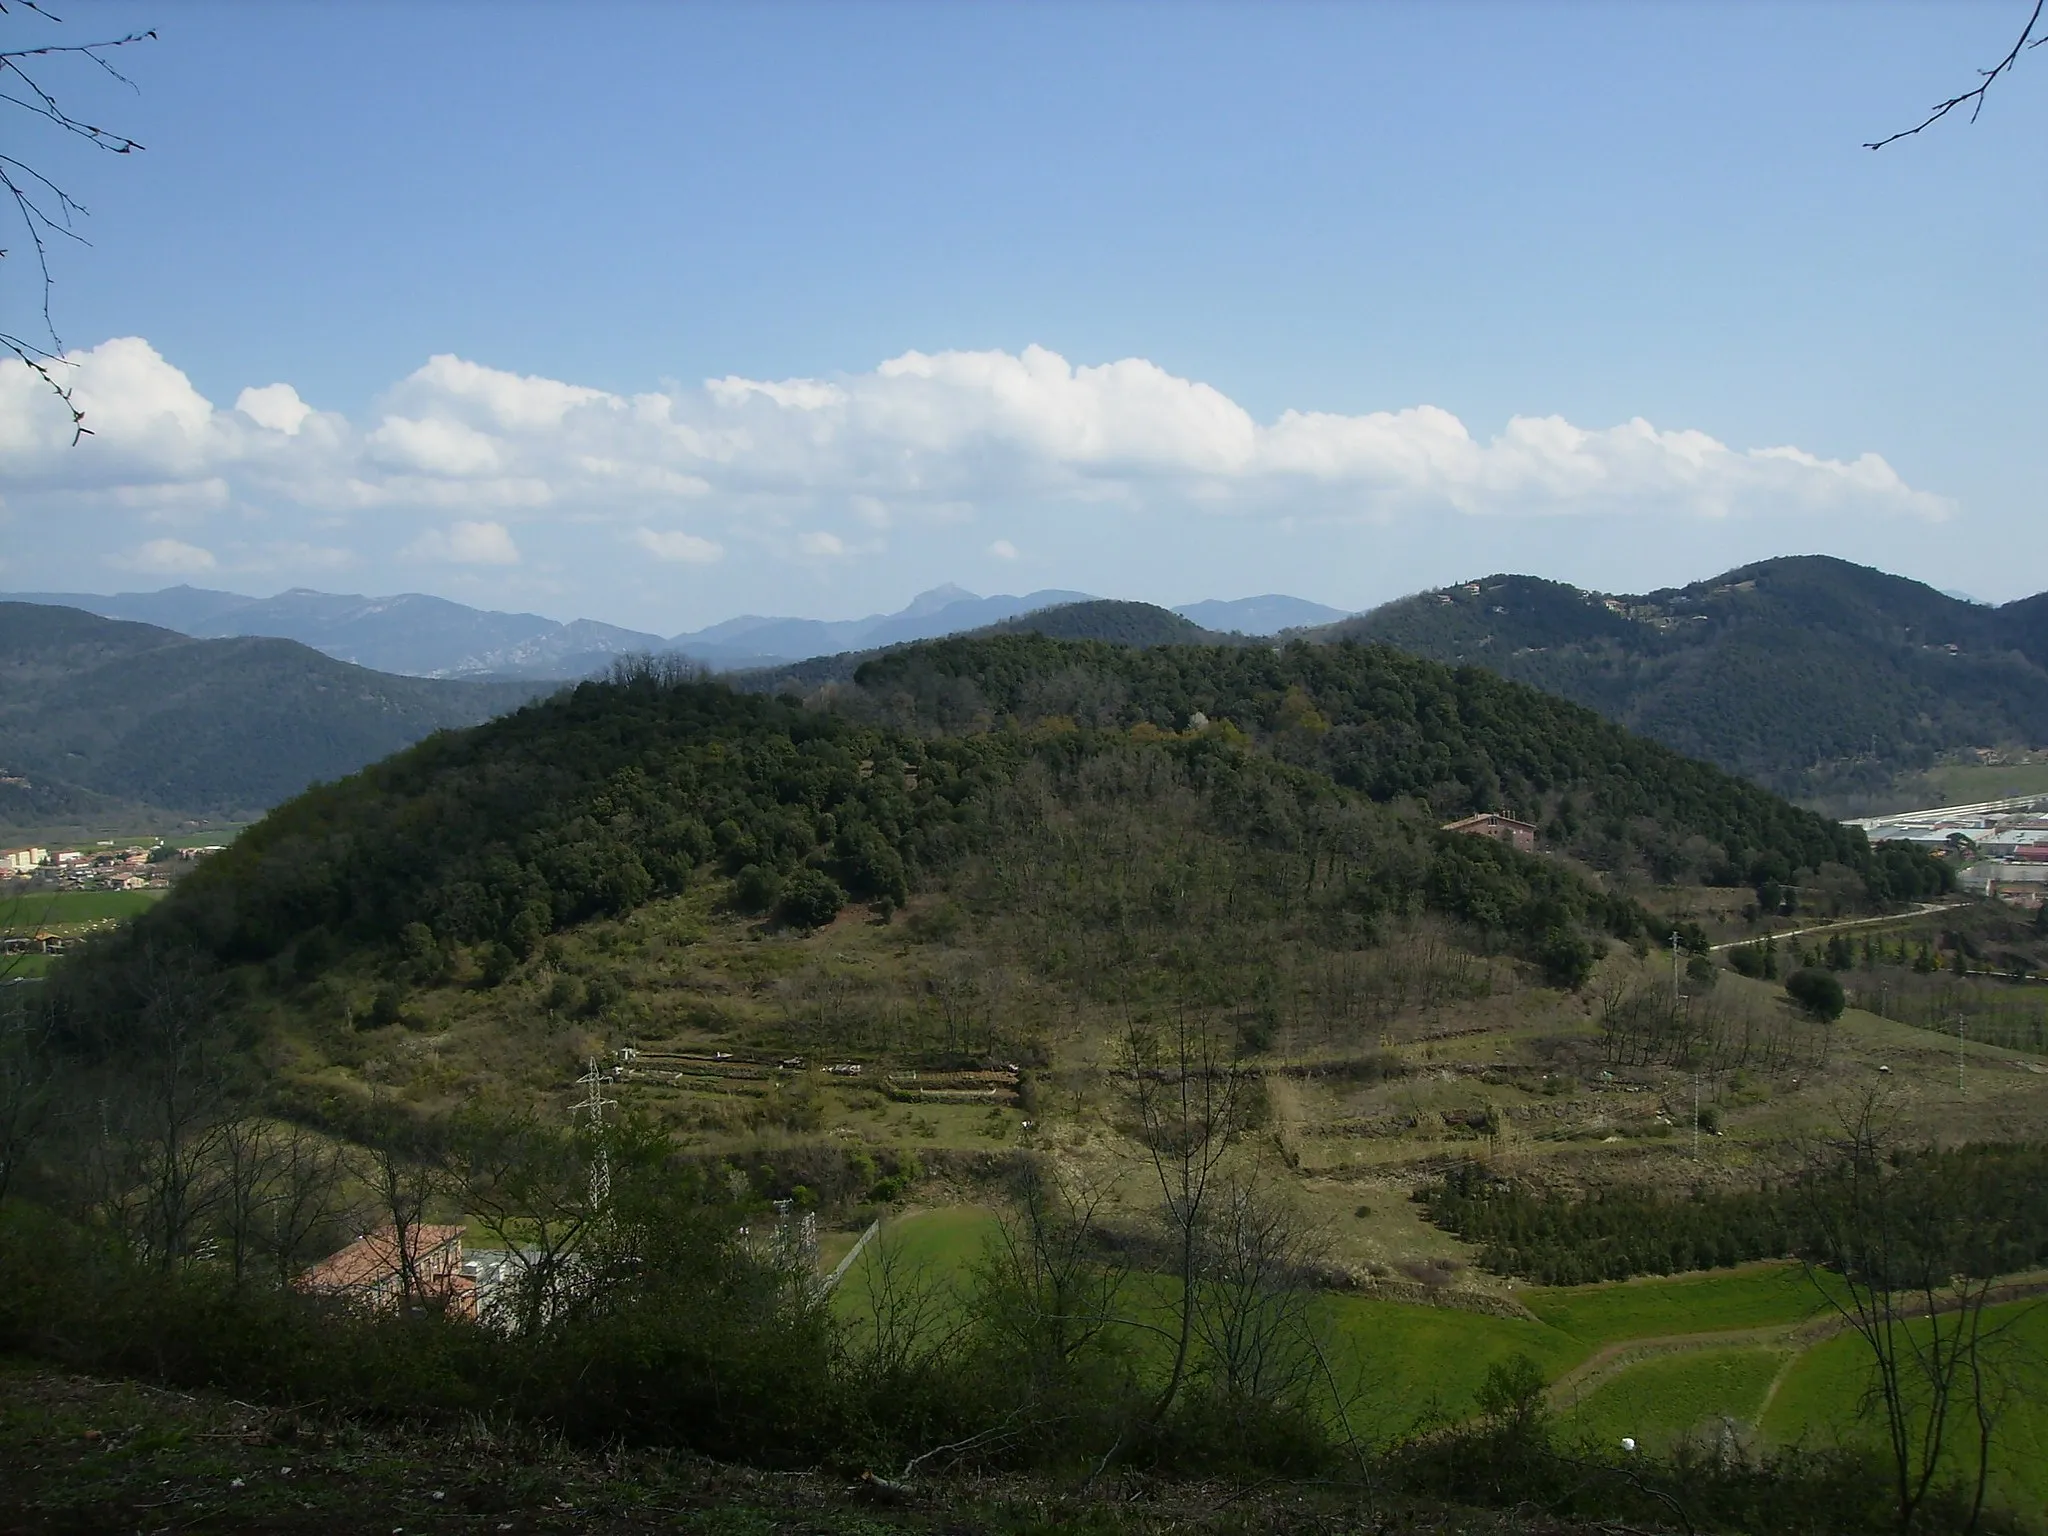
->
0;841;222;891
1850;795;2048;908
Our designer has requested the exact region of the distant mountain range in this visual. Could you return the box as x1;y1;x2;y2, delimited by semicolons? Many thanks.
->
0;585;1353;681
1173;594;1350;634
1330;556;2048;811
0;602;536;829
734;599;1235;694
0;586;669;681
11;558;2048;832
669;584;1097;670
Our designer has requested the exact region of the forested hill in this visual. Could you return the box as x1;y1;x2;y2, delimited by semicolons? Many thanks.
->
91;629;1949;1009
988;599;1219;646
840;631;1943;900
1331;556;2048;807
731;600;1228;693
0;603;538;824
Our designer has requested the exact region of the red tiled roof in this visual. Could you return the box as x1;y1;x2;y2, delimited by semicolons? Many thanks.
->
299;1223;464;1293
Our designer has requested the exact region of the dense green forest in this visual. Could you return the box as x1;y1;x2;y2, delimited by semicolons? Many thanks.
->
1335;556;2048;806
836;629;1947;900
1422;1143;2048;1285
90;654;1673;1004
0;602;535;824
78;632;1948;1008
985;597;1221;646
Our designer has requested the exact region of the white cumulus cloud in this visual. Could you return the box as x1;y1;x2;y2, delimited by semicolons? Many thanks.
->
235;383;313;436
404;520;521;565
633;528;723;564
989;539;1020;560
0;336;1954;594
110;537;217;576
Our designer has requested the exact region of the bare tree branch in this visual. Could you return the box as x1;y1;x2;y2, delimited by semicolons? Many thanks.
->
1867;0;2045;150
0;2;153;439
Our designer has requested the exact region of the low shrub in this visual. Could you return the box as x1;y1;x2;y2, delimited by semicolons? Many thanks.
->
1784;967;1845;1022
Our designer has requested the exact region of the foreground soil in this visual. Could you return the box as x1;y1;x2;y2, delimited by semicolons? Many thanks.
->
0;1359;1617;1536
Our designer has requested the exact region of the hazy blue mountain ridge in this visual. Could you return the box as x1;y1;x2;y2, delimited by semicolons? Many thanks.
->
3;582;1342;680
1172;594;1352;633
0;586;666;680
0;603;538;824
664;586;1099;668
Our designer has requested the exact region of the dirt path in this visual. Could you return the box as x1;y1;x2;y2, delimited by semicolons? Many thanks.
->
1753;1344;1808;1425
1708;902;1962;953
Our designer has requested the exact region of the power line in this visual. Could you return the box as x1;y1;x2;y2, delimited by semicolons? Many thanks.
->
575;1056;616;1210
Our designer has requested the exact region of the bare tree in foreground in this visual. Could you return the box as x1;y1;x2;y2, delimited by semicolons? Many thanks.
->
1867;1;2043;150
1123;1006;1245;1427
1191;1169;1327;1415
213;1116;349;1288
1795;1091;2034;1533
356;1102;455;1311
92;948;234;1268
977;1156;1130;1394
4;3;153;435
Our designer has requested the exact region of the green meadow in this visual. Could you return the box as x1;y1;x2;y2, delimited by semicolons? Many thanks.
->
1522;1261;1830;1345
1;887;163;931
1319;1295;1582;1437
831;1206;1000;1322
834;1208;1587;1431
833;1207;2048;1506
1924;762;2048;806
1558;1346;1787;1456
1762;1299;2048;1514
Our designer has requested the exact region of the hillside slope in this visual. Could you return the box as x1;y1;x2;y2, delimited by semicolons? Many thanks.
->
1333;556;2048;806
85;630;1945;1016
0;603;538;823
840;631;1941;899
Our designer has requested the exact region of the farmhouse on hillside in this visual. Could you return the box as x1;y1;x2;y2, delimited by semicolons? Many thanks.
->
1440;811;1539;853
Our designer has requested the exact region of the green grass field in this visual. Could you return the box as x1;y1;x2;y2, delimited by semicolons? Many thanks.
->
0;887;162;931
1522;1262;1829;1345
831;1206;1000;1320
1763;1299;2048;1514
830;1205;2048;1516
1322;1296;1583;1437
1924;762;2048;806
1557;1346;1786;1455
831;1208;1597;1431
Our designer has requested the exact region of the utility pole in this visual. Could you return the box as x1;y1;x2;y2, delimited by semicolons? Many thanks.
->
576;1056;616;1210
1957;1013;1966;1097
1670;930;1682;1008
1692;1071;1701;1161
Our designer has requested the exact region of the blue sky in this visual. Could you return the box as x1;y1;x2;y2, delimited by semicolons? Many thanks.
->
2;0;2042;633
